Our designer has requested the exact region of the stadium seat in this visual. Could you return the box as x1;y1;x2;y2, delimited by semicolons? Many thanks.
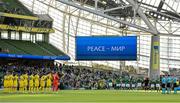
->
37;42;65;56
0;40;26;54
0;0;33;16
0;39;65;56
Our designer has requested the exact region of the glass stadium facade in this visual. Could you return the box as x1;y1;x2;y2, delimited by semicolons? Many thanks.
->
19;0;180;72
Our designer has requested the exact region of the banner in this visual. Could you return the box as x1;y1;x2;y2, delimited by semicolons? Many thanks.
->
0;53;70;60
152;41;160;70
0;24;55;33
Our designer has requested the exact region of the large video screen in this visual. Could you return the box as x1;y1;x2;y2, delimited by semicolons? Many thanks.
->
76;36;137;60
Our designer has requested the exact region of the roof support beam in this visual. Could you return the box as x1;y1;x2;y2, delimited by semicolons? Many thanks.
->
157;0;165;12
141;6;180;22
126;0;159;34
57;0;158;34
162;0;180;18
103;5;132;13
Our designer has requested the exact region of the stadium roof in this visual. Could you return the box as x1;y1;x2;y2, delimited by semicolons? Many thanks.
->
36;14;53;21
65;0;180;20
56;0;180;35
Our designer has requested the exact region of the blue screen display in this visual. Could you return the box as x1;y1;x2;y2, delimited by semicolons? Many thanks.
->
76;36;137;60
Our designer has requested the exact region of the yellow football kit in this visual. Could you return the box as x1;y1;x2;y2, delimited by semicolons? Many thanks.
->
3;75;8;92
9;74;13;92
40;75;46;91
46;73;52;92
34;74;39;92
13;75;18;92
29;75;34;92
23;74;28;91
19;75;24;92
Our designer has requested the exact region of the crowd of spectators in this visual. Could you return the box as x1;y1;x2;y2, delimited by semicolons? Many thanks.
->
61;65;122;89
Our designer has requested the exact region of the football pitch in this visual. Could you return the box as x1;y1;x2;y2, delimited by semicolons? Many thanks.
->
0;90;180;103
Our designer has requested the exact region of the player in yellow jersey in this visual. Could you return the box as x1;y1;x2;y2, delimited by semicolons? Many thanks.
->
19;74;24;92
23;73;28;92
46;73;52;92
29;73;34;93
13;73;18;93
34;73;40;93
8;73;14;93
3;73;8;93
40;74;46;92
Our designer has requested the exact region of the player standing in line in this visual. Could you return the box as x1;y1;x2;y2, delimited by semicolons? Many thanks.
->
23;72;28;92
174;79;179;94
19;74;24;93
29;73;34;93
172;75;177;90
40;74;46;92
34;72;40;93
52;72;59;92
9;72;13;93
155;79;161;92
177;80;179;87
3;73;8;93
13;73;18;93
161;75;167;94
144;77;149;92
46;72;52;92
166;75;172;94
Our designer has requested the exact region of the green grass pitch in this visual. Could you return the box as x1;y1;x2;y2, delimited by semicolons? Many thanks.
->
0;90;180;103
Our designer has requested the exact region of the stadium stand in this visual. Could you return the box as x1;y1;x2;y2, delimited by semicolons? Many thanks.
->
36;41;65;56
0;40;26;54
0;0;54;33
0;39;66;56
0;0;33;16
0;0;69;61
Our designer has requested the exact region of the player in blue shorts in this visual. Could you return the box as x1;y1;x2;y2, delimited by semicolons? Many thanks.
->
174;86;180;94
161;75;167;94
166;75;172;94
174;80;180;94
172;76;177;90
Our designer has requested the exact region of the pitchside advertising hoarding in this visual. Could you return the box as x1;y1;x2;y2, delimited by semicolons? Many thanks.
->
76;36;137;60
0;53;70;60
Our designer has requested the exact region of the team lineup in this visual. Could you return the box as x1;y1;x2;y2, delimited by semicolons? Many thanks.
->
3;72;60;93
161;75;180;94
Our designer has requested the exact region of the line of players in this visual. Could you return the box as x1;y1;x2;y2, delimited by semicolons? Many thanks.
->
3;72;60;93
161;75;180;94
